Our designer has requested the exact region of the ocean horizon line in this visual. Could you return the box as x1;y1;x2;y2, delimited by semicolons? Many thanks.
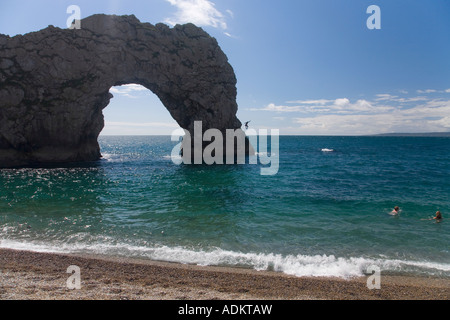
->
99;132;450;137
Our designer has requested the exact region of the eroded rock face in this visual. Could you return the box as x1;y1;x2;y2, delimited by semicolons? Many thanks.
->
0;14;243;167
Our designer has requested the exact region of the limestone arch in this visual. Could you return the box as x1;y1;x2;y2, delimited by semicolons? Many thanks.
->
0;14;243;167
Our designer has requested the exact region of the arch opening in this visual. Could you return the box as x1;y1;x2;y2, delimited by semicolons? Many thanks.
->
101;84;181;136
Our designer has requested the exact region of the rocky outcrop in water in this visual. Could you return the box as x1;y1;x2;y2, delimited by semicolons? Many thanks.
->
0;14;245;167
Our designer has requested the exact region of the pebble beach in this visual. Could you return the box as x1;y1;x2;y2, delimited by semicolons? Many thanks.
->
1;249;448;300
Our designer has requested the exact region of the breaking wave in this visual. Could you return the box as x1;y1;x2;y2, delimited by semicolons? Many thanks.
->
1;239;448;279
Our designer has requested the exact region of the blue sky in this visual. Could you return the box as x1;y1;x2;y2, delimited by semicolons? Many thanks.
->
1;0;449;135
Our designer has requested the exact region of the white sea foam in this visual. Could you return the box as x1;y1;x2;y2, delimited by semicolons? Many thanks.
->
1;239;449;279
163;155;182;162
101;153;124;162
321;148;335;153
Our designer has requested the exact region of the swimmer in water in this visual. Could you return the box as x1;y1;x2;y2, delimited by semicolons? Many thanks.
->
422;211;443;222
433;211;443;222
390;206;400;216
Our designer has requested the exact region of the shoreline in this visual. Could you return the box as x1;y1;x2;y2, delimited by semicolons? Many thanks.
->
0;248;448;300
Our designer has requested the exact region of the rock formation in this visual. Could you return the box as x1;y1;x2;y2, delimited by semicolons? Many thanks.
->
0;14;247;167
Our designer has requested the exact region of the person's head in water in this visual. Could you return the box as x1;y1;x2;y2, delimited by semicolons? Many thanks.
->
435;211;442;220
390;206;400;215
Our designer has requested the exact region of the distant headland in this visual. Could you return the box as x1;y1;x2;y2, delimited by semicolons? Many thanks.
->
372;132;450;137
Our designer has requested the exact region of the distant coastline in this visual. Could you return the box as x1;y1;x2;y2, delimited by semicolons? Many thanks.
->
371;132;450;137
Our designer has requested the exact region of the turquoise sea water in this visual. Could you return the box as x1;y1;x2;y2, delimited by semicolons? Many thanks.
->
1;136;449;278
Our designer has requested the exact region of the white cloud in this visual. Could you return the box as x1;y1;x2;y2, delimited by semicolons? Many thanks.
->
251;93;450;135
292;99;450;135
255;98;393;115
293;113;428;135
375;94;398;101
106;121;180;128
446;89;450;93
294;114;395;135
110;84;149;98
397;96;429;103
334;98;350;107
101;121;180;135
286;99;334;105
401;99;450;117
165;0;228;30
375;93;428;103
256;103;304;113
417;89;437;94
428;116;450;128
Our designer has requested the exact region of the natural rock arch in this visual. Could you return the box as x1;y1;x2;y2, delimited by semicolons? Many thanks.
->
0;14;245;167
